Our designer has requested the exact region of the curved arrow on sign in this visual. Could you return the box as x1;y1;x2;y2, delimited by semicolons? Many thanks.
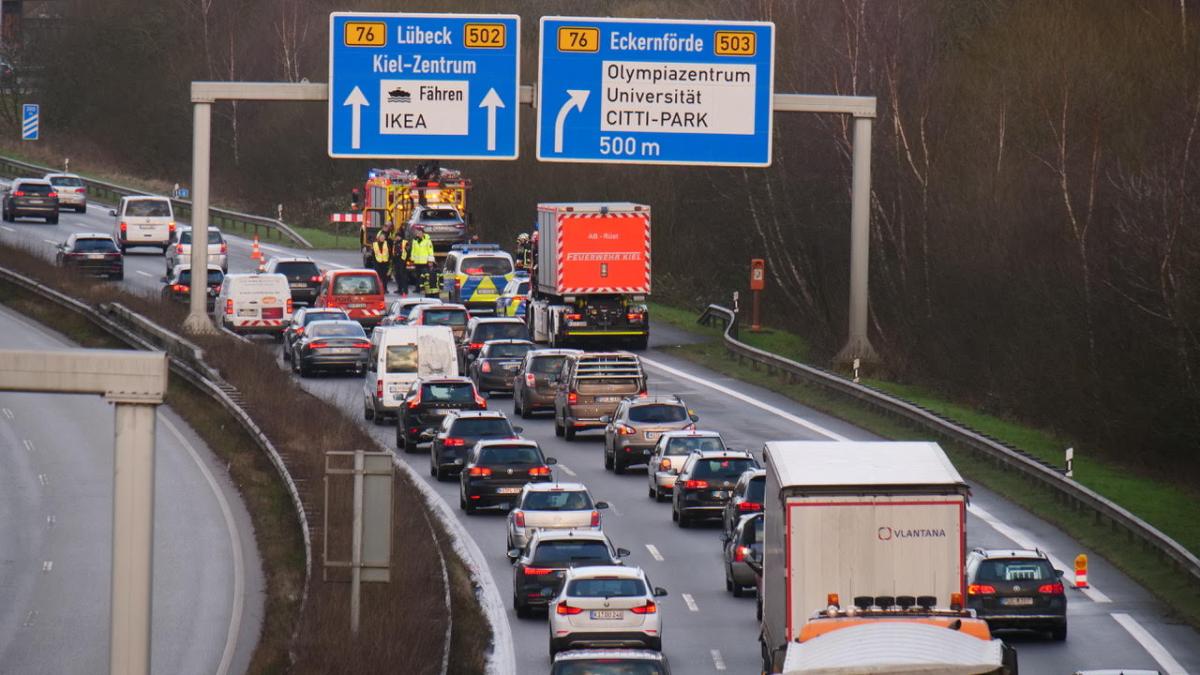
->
553;89;590;153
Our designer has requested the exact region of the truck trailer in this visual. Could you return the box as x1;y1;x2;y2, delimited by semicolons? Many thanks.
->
760;441;970;673
527;203;651;350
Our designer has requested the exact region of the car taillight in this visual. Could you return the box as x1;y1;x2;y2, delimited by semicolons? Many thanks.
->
171;284;189;292
638;390;649;398
175;244;184;253
682;480;708;490
310;275;322;282
659;459;672;471
286;298;294;314
590;511;600;527
967;584;997;595
738;501;763;512
224;298;234;315
219;242;228;254
513;511;525;527
444;437;466;447
528;466;551;477
630;601;657;615
120;222;128;234
352;340;371;349
627;313;644;322
565;313;582;321
555;602;584;615
12;190;24;197
168;222;176;233
293;325;305;334
47;191;58;198
616;424;636;436
469;341;484;351
309;340;329;349
377;379;385;401
481;361;492;373
467;466;492;477
567;392;578;404
1038;582;1065;595
525;373;536;386
475;393;487;408
734;545;751;562
523;566;554;576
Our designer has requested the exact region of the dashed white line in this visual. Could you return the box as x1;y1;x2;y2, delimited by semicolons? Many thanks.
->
37;473;47;486
710;649;727;671
21;610;36;627
645;544;664;562
42;560;53;573
1;225;14;232
46;515;55;526
135;270;153;277
557;464;577;477
1111;613;1189;675
22;439;34;452
42;238;57;245
2;407;13;419
681;593;698;612
606;501;622;517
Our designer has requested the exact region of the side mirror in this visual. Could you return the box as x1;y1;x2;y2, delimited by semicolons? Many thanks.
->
595;501;609;510
616;547;631;558
653;587;668;597
506;548;521;562
511;425;524;434
599;415;611;424
108;209;117;217
544;457;557;466
1054;569;1064;578
689;414;700;422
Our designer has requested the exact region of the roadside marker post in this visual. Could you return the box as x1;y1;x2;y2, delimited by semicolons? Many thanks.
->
1075;553;1089;588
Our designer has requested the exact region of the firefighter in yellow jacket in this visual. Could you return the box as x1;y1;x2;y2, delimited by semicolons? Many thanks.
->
409;225;436;295
371;232;391;292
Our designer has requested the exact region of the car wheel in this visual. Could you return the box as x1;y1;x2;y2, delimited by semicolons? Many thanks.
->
671;505;679;522
513;594;531;619
462;493;477;515
648;485;656;499
732;579;748;598
1050;622;1067;641
756;596;763;621
647;637;662;652
297;361;310;378
512;395;522;417
403;432;418;454
564;423;576;441
47;215;58;225
161;245;169;255
434;463;448;482
554;413;564;437
373;409;387;426
725;567;734;592
655;488;669;503
614;457;625;475
77;204;87;213
395;429;405;450
604;449;614;471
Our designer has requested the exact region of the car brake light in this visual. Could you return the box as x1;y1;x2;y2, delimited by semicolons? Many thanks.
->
627;313;644;322
469;341;484;351
286;298;294;314
523;566;554;576
467;466;492;477
176;244;184;253
475;393;487;408
616;424;636;436
171;284;189;292
738;502;762;512
12;190;24;196
967;584;997;595
168;222;176;233
630;601;657;615
528;466;551;477
293;325;304;334
444;437;465;447
567;392;578;405
513;511;525;527
120;222;128;234
525;373;535;386
220;242;228;254
658;459;671;471
481;361;492;373
565;313;582;321
734;545;751;562
310;275;322;282
350;340;371;349
682;480;708;490
1038;582;1064;595
47;191;58;199
224;298;234;315
309;340;329;349
377;379;385;401
555;602;583;615
590;511;600;527
638;391;649;398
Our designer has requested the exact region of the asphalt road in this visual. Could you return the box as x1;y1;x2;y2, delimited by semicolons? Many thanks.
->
2;199;1198;674
0;303;264;675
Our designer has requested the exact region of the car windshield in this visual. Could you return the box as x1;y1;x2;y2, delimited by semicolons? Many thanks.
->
49;176;84;187
522;490;592;511
420;382;475;403
450;418;512;437
628;404;688;424
73;238;117;252
974;559;1056;583
461;256;512;275
566;577;646;598
309;323;365;338
487;343;531;359
745;476;765;502
665;437;723;456
125;199;171;217
530;355;567;375
419;208;459;221
333;274;380;295
477;445;541;465
421;309;467;326
476;323;528;341
274;261;319;277
532;541;611;566
386;345;419;373
177;270;223;285
400;302;432;318
303;311;347;325
553;660;665;675
690;458;757;480
180;231;223;244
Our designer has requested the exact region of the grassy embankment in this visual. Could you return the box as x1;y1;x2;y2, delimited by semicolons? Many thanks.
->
649;301;1200;629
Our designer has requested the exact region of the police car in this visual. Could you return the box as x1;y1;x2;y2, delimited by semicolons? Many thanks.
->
494;273;531;317
439;243;515;314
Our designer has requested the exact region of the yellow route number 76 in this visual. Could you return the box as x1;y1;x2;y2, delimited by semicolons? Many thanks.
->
344;21;386;47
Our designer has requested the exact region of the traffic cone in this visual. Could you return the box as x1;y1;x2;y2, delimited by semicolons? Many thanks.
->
251;235;263;262
1074;554;1089;588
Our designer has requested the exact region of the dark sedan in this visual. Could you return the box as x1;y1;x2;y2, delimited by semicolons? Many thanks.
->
459;439;555;513
429;411;522;480
291;320;370;377
56;234;123;279
469;339;535;394
282;307;351;362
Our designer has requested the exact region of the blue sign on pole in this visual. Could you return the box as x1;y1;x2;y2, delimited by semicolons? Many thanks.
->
22;104;39;141
537;17;775;167
328;12;520;160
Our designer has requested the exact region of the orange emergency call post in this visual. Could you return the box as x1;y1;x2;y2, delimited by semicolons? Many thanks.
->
750;258;765;332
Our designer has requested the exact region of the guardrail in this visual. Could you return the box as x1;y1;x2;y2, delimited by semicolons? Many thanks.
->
697;303;1200;586
0;265;313;663
0;153;313;248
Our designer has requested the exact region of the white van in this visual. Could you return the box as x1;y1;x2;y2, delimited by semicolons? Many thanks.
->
214;273;293;337
363;325;459;422
111;196;175;253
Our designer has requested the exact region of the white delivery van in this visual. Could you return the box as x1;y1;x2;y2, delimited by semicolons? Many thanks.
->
363;325;458;422
215;273;293;337
111;196;175;253
759;441;969;673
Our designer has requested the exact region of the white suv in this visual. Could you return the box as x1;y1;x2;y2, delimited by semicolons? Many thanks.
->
548;565;667;656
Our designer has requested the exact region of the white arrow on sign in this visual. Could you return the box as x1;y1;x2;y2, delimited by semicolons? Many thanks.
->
479;88;505;152
343;86;369;150
553;89;590;153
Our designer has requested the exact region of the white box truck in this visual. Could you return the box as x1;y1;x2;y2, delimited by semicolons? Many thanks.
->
760;441;970;672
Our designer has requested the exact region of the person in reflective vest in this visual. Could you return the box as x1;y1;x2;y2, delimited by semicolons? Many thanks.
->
372;232;391;293
409;226;436;295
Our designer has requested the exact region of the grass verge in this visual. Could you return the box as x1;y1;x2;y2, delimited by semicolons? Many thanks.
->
650;301;1200;630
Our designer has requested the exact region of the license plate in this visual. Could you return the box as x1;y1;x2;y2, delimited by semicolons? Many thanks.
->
712;490;729;499
643;432;657;440
597;396;619;403
139;225;155;230
496;487;521;494
328;348;355;354
237;309;257;317
568;321;587;327
87;253;105;260
503;362;520;371
347;303;366;308
1001;597;1035;606
590;610;622;620
290;283;307;288
387;383;404;393
453;458;463;465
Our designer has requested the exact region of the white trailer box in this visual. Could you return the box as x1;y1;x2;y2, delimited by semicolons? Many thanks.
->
760;441;969;672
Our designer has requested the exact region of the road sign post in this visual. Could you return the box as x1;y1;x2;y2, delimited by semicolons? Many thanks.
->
537;17;775;166
323;450;394;635
21;103;38;141
328;12;520;160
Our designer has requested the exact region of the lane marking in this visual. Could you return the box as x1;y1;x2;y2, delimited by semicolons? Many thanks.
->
21;610;36;627
1;225;14;232
135;270;153;277
681;593;698;612
23;439;34;452
42;238;57;245
46;515;55;526
967;503;1110;603
1111;613;1189;675
42;560;52;573
606;501;622;517
160;415;245;675
557;464;577;477
640;356;850;441
3;407;13;419
645;544;663;562
711;649;727;671
37;473;47;486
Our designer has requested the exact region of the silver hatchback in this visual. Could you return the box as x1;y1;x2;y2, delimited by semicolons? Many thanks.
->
506;482;609;550
646;431;726;502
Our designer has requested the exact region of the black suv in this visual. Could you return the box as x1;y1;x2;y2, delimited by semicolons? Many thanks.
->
3;178;59;223
459;439;555;514
429;411;521;480
460;317;530;370
966;548;1068;640
508;530;628;618
672;450;759;528
721;468;765;539
397;377;487;451
469;339;535;393
264;257;323;305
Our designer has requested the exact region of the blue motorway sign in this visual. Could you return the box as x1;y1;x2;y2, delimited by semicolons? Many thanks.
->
328;12;520;160
22;104;39;141
536;17;774;167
